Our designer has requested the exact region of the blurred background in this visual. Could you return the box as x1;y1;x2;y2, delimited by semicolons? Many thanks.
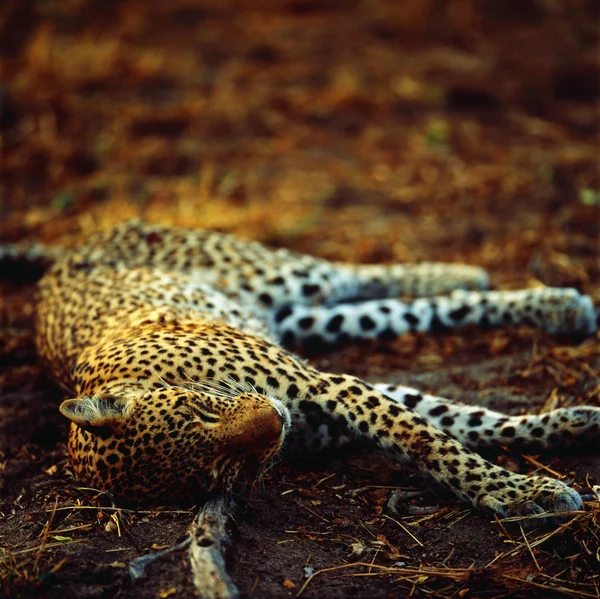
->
1;0;598;288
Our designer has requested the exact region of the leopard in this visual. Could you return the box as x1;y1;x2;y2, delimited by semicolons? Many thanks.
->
6;219;599;521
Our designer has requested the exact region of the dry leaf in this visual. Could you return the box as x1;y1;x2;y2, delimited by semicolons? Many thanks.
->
151;543;171;550
282;578;296;589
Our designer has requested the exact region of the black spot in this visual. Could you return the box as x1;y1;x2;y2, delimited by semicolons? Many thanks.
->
380;414;393;428
106;453;119;465
326;314;344;333
403;393;423;410
359;315;376;331
326;400;337;411
366;395;380;409
429;459;441;472
73;261;92;272
302;284;321;297
268;276;286;285
379;306;391;314
441;416;455;427
445;459;459;475
449;305;471;321
404;313;420;327
418;429;434;442
465;458;479;469
95;458;109;472
348;386;363;395
298;316;315;330
266;376;280;389
358;421;369;433
429;405;449;417
275;306;293;323
501;426;516;438
531;427;544;438
258;293;273;306
287;384;299;398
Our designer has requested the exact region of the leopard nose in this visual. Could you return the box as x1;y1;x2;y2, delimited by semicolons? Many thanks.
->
227;405;284;453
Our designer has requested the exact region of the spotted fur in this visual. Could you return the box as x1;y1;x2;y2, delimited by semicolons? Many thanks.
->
27;220;598;517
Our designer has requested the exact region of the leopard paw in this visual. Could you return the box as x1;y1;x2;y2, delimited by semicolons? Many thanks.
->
478;476;582;525
539;289;596;335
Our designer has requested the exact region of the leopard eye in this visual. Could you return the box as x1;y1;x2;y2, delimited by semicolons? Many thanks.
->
197;412;220;424
183;406;221;427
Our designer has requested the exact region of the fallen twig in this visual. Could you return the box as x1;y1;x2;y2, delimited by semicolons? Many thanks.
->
296;562;472;596
129;537;191;580
188;495;240;599
128;495;239;598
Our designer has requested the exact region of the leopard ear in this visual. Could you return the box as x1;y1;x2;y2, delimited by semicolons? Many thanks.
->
60;396;127;429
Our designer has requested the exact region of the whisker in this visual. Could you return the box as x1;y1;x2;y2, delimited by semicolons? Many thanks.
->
224;375;247;394
185;378;235;398
156;374;174;389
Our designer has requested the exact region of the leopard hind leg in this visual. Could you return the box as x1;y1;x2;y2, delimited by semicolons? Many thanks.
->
271;287;597;349
372;383;600;451
343;262;490;298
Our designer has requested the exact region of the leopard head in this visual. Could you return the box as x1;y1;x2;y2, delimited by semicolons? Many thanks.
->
60;388;289;503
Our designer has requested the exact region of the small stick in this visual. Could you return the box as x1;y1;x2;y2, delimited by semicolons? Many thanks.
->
129;537;191;580
188;495;240;599
128;495;240;599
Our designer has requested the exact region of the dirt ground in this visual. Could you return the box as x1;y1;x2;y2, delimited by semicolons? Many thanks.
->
1;0;599;597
